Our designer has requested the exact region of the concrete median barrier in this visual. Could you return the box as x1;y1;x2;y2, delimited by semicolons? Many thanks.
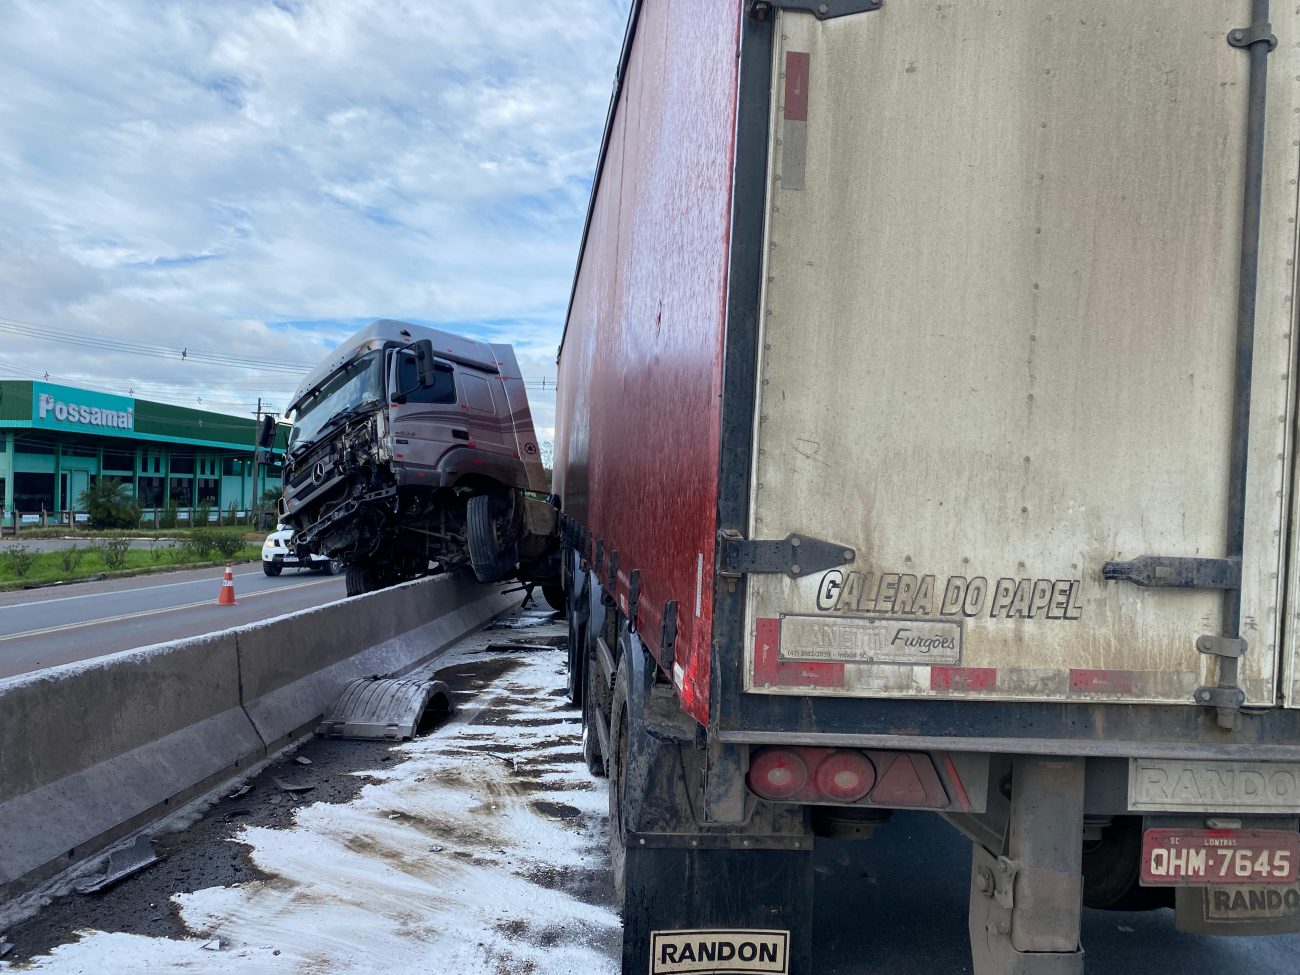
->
238;572;515;750
0;572;518;904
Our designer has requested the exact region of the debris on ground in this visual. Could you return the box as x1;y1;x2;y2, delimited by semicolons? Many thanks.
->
74;837;159;895
272;778;313;794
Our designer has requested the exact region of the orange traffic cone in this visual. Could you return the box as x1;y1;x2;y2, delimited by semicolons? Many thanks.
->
217;563;237;605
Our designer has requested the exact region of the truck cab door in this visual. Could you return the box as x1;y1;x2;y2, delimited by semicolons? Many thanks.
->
387;348;462;474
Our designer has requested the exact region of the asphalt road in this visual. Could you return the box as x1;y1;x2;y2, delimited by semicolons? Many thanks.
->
0;563;347;680
813;815;1300;973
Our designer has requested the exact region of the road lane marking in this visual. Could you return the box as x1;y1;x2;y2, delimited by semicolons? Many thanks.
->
0;577;342;643
0;568;279;610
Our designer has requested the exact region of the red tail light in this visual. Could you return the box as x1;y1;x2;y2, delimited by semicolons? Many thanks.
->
813;750;876;802
747;748;808;800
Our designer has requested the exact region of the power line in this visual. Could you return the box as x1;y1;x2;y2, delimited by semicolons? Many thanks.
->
0;317;317;374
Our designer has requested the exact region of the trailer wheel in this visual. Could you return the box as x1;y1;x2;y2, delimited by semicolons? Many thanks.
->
543;584;566;614
1083;816;1172;911
607;660;631;905
466;492;518;583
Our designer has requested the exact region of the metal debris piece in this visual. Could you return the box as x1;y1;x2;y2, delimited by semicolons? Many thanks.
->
1;940;13;958
293;756;313;766
273;777;314;794
227;784;252;800
316;678;452;740
221;809;252;823
429;845;444;853
484;612;552;630
201;939;222;951
75;836;158;894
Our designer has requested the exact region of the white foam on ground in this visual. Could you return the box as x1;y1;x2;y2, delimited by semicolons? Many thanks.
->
15;620;620;974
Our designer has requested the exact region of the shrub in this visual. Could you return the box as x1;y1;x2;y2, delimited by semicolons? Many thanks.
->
58;545;85;573
196;502;213;527
213;532;246;560
0;544;36;577
225;502;239;527
183;530;216;561
90;537;132;570
78;478;142;530
160;501;179;530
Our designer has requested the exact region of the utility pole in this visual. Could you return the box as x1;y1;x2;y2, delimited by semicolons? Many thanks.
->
250;397;262;521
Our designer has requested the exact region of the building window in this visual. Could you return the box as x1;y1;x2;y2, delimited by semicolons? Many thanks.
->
14;436;54;456
196;478;219;506
168;478;192;505
14;472;55;511
223;457;245;476
103;449;135;472
138;477;165;508
170;454;195;475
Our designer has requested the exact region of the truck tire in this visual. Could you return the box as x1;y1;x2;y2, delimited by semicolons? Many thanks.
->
543;584;566;614
466;492;518;584
262;562;282;577
345;563;381;597
607;660;631;905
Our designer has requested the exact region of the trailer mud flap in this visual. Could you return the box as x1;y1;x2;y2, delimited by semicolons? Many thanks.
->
1175;882;1300;936
626;849;809;975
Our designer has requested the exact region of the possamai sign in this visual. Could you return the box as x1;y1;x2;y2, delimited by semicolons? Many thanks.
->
31;383;135;434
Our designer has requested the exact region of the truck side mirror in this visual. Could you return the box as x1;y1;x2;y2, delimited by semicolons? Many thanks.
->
256;414;277;449
412;339;438;389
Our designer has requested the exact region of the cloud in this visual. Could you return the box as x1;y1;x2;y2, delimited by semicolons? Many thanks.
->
0;0;630;435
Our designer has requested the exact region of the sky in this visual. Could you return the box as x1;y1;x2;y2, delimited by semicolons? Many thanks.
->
0;0;633;442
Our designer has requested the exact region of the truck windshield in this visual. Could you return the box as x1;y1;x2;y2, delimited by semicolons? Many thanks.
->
289;351;384;449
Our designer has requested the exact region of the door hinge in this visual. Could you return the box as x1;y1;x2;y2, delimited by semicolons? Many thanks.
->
718;529;855;579
1101;555;1240;590
1103;555;1249;722
1228;22;1278;51
747;0;883;22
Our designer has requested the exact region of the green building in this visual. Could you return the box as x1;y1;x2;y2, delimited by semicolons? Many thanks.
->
0;380;285;528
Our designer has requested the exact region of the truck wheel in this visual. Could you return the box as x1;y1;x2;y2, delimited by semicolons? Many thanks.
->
1083;816;1172;911
582;649;606;777
466;492;518;583
318;559;341;576
345;563;380;597
543;584;566;614
262;562;282;577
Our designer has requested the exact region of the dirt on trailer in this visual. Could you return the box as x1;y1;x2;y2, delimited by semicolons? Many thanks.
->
1;608;621;975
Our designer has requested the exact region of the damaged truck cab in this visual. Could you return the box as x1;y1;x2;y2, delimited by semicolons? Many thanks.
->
277;319;558;598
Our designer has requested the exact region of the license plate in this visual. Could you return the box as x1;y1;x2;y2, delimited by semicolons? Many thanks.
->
1141;829;1300;886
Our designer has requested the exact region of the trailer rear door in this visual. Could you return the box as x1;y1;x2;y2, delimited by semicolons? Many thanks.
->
743;1;1299;707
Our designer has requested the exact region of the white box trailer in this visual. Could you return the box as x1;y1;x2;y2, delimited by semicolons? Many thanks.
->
555;1;1300;972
